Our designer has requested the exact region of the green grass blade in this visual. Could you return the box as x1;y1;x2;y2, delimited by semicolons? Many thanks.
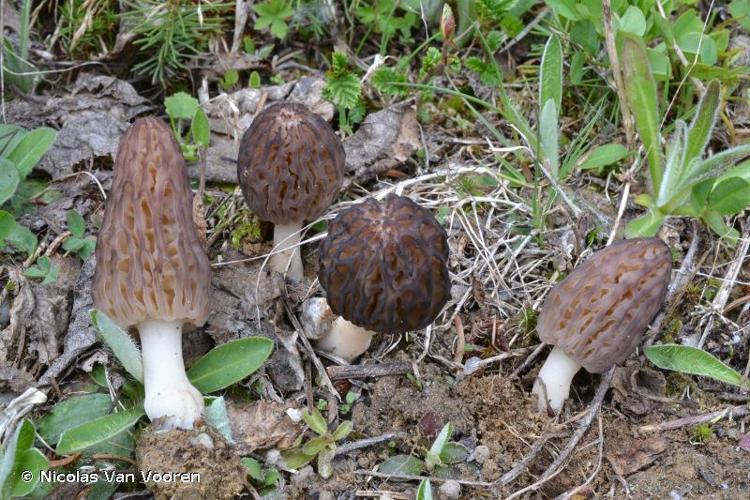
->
645;344;749;389
620;33;663;191
540;34;563;114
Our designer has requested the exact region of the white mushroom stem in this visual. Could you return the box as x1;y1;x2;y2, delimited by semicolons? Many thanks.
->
139;319;203;430
271;222;303;281
531;346;582;413
314;317;376;362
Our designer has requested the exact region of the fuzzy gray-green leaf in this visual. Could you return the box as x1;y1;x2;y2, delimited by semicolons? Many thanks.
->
90;310;143;383
645;344;749;389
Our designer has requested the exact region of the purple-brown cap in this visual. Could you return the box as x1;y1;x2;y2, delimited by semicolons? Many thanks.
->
92;117;211;330
537;238;672;373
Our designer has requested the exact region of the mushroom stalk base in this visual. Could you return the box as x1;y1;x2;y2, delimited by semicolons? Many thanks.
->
271;223;303;281
139;319;203;430
532;346;582;413
314;317;375;362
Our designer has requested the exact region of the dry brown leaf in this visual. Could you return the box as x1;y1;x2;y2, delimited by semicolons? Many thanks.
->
227;400;303;454
607;436;667;476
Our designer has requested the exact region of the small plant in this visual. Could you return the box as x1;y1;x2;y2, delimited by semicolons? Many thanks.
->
241;457;280;494
23;256;59;285
692;423;714;443
164;92;211;162
0;419;48;498
2;0;36;93
0;124;57;257
378;422;468;477
280;408;353;478
322;52;365;134
62;210;96;260
57;0;118;57
620;36;750;239
122;0;229;87
253;0;294;39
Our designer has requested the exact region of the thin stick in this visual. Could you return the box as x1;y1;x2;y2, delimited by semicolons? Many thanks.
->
498;432;566;485
352;470;494;488
334;432;406;456
638;405;749;433
327;362;413;381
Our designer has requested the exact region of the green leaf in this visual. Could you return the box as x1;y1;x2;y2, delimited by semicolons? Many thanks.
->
249;71;261;88
625;209;665;238
7;224;37;255
429;423;453;457
684;80;720;165
703;210;739;240
578;143;628;170
0;210;17;244
540;35;563;114
645;344;749;389
647;47;671;80
440;442;469;464
187;337;274;394
302;435;331;456
280;448;315;469
191;109;210;150
379;454;425;475
332;420;353;441
0;124;26;156
242;457;264;481
539;99;559;178
416;479;433;500
6;127;56;179
302;408;328;436
204;396;234;444
0;158;19;205
164;92;200;121
0;419;39;499
66;210;86;238
38;393;112;445
545;0;581;20
620;33;663;192
317;447;335;479
682;144;750;188
90;310;144;383
657;120;688;207
706;177;750;215
56;407;144;454
619;6;647;36
12;448;46;498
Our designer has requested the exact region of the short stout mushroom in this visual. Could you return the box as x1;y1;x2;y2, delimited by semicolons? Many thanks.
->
316;194;451;360
93;117;211;430
532;238;671;413
237;102;345;280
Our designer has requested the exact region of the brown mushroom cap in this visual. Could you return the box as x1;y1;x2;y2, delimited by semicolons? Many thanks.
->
92;117;211;330
318;194;451;334
237;102;345;224
537;238;672;373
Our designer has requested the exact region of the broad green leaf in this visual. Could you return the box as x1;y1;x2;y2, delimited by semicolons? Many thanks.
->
332;420;353;441
280;448;315;469
241;457;264;482
66;210;86;238
379;454;425;475
204;396;234;444
647;47;671;80
540;35;563;114
677;33;718;66
0;124;25;156
164;92;200;121
620;33;663;191
302;408;328;436
0;420;40;499
0;159;19;205
545;0;581;20
416;479;433;500
539;99;559;178
90;310;144;383
12;448;47;498
429;423;454;457
703;210;739;240
302;435;331;456
619;6;647;36
440;442;469;464
56;407;144;454
578;143;628;170
7;224;37;255
191;109;210;149
706;177;750;215
645;344;749;389
188;337;273;394
38;393;112;445
625;209;665;238
6;127;56;179
0;210;17;243
684;80;720;165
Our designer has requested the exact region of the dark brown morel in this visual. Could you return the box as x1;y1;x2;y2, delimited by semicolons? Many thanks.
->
532;238;672;414
237;102;345;280
313;194;451;361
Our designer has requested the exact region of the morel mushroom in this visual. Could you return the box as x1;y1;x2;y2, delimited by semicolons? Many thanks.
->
532;238;671;413
93;117;211;430
316;194;451;360
237;102;345;280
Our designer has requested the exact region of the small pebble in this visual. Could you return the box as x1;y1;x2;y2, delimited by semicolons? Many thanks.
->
439;480;461;499
189;433;214;450
473;445;490;464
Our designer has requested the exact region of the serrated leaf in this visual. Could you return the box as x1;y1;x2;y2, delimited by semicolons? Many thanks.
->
540;35;563;113
56;407;144;454
6;127;56;179
645;344;749;389
38;393;112;445
379;454;425;475
0;158;19;205
187;337;273;394
620;33;663;192
90;310;144;382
